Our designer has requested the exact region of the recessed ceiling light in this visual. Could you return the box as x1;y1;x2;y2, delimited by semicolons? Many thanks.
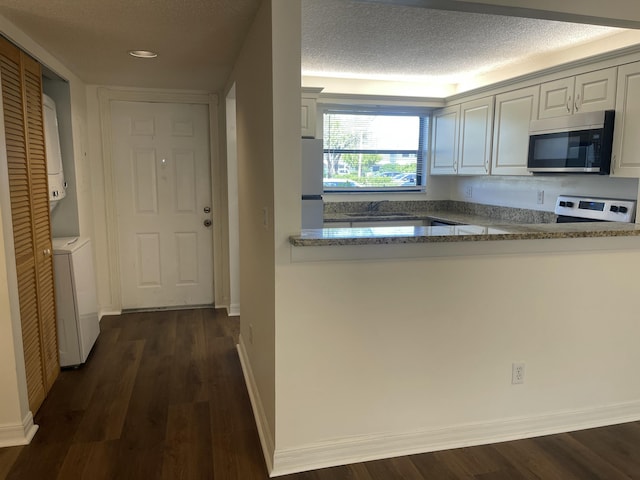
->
128;50;158;59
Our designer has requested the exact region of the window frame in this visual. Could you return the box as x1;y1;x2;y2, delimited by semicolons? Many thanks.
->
319;105;432;194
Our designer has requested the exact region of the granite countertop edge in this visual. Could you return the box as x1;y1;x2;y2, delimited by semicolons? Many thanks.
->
289;225;640;247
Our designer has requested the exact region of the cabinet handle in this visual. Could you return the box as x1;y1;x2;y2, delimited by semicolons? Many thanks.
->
43;248;51;256
574;94;581;112
566;96;572;113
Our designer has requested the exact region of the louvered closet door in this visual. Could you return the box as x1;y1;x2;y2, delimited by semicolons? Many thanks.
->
23;53;58;391
0;38;58;414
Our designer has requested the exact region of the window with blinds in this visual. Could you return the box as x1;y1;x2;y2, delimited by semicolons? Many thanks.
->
322;110;429;192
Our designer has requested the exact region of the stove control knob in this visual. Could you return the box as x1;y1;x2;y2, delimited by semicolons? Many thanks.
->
619;206;628;214
610;205;619;212
559;201;566;207
565;201;574;208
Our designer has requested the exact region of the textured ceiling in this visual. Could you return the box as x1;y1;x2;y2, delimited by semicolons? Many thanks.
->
302;0;623;83
0;0;261;90
0;0;626;92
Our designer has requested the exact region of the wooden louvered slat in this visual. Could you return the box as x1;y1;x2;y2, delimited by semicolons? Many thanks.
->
15;255;45;413
24;51;59;391
1;37;59;413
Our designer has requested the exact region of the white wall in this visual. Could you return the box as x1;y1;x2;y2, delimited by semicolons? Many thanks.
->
272;239;640;474
229;0;279;463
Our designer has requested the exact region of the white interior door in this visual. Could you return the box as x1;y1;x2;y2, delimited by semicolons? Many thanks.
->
111;101;213;309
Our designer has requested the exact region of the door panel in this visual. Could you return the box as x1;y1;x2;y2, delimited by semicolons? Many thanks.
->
136;233;161;287
174;150;197;212
132;148;158;214
111;101;213;309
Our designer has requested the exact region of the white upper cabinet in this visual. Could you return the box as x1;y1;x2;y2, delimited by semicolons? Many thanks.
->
539;68;617;119
301;87;323;138
430;97;494;176
458;97;494;175
611;62;640;177
491;85;539;176
430;104;459;175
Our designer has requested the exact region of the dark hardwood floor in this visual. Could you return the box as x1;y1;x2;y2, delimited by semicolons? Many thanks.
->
1;308;640;479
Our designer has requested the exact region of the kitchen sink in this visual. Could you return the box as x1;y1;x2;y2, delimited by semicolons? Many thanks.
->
345;212;412;217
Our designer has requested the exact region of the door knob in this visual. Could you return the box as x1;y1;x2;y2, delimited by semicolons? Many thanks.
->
203;219;212;227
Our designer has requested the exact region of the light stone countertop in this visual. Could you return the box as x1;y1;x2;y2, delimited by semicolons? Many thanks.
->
292;201;640;247
289;222;640;247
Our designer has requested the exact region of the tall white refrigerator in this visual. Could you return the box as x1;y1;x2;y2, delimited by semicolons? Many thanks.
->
53;237;100;367
301;138;324;228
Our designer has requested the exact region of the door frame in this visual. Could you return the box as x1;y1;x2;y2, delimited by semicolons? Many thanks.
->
97;88;222;312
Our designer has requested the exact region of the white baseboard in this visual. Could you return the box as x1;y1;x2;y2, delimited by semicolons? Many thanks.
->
227;304;240;317
0;411;38;448
270;400;640;477
237;336;274;474
98;308;122;320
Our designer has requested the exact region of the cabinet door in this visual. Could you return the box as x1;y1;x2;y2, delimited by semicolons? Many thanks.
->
458;97;494;175
611;62;640;177
430;104;459;175
539;77;574;119
301;96;316;138
491;86;539;175
574;67;617;113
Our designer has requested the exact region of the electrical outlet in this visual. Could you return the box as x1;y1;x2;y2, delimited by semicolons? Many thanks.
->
464;186;473;199
537;190;544;205
512;362;525;384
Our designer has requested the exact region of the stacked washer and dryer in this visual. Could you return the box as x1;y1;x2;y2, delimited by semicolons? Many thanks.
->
44;93;100;367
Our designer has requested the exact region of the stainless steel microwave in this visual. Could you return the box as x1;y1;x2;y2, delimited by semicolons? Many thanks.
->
527;110;615;174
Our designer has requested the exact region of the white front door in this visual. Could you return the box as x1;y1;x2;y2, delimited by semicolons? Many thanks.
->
111;101;213;309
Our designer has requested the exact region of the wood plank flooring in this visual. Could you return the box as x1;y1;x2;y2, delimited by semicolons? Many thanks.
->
1;308;640;479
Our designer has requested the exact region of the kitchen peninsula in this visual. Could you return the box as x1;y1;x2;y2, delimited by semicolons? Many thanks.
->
291;200;640;246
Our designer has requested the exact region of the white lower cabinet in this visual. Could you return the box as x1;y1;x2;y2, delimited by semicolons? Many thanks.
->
611;62;640;177
491;85;539;175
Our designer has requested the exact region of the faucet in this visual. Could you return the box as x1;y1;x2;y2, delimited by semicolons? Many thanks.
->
367;200;387;212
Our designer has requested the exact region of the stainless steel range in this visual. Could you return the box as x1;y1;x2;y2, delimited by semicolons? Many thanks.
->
555;195;636;223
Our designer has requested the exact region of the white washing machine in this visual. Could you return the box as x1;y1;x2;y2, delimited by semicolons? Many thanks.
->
53;237;100;367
